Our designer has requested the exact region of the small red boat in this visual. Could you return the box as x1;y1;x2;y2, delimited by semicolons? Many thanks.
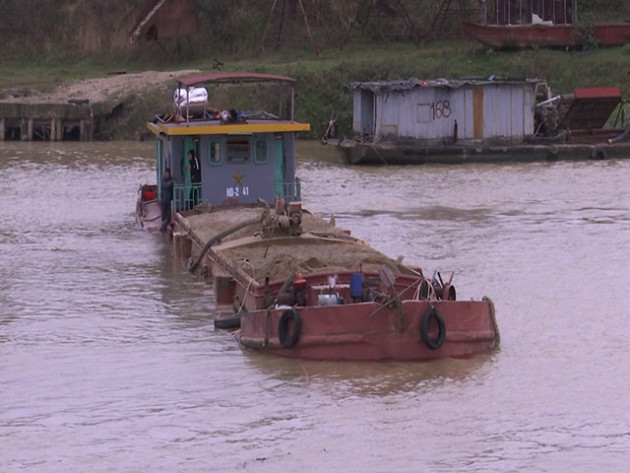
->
135;184;162;232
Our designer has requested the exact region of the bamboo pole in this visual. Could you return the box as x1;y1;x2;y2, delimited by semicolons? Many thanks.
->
297;0;320;56
275;0;287;48
259;0;279;54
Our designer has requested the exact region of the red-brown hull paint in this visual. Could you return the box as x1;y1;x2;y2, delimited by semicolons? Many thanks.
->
238;299;498;362
462;21;630;49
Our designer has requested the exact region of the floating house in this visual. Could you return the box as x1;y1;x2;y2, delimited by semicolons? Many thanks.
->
349;77;543;143
330;77;629;165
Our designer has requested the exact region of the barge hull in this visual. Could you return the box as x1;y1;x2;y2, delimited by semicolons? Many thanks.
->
335;139;630;165
238;299;498;362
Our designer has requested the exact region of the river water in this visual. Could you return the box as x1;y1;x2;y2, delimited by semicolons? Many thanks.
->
1;140;629;472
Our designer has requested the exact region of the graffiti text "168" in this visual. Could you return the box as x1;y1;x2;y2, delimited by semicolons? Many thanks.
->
430;100;452;120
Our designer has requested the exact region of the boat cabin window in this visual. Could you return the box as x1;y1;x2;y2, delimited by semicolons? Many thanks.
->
226;136;250;163
254;138;268;164
208;140;223;165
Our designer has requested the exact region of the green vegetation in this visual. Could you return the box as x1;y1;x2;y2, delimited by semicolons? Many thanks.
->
1;1;629;139
200;40;630;138
4;41;630;139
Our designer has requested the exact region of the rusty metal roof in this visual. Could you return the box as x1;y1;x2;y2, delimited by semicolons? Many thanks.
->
562;87;621;129
177;73;297;88
348;77;544;92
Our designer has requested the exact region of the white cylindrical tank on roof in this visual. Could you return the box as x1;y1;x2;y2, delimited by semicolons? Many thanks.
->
173;87;208;108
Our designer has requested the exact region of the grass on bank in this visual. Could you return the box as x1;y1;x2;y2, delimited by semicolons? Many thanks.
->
2;40;630;139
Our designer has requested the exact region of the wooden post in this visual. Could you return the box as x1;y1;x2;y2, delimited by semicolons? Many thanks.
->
0;118;4;141
173;232;184;260
50;118;56;141
215;276;236;305
173;232;193;261
181;236;192;260
80;119;86;142
27;118;34;141
56;119;63;141
87;108;94;141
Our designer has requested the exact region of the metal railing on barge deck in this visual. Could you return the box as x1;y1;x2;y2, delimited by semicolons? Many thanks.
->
277;178;301;202
173;184;202;211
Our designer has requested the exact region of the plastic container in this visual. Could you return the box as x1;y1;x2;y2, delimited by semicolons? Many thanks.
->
350;272;363;299
317;294;340;306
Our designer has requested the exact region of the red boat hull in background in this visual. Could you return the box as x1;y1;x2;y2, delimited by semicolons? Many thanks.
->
463;21;630;49
593;23;630;46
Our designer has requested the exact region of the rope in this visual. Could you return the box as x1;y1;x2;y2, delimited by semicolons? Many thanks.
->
236;259;256;315
412;278;437;300
368;277;423;318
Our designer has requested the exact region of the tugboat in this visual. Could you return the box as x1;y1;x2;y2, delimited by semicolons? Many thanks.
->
138;72;500;361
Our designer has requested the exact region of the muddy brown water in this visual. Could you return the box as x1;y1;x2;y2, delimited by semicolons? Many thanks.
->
1;140;630;472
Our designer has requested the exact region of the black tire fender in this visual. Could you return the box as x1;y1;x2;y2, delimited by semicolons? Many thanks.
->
591;146;608;161
417;279;430;300
420;306;446;350
278;308;301;348
214;315;241;330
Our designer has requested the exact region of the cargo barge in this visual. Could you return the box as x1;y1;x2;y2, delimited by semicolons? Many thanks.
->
137;72;500;361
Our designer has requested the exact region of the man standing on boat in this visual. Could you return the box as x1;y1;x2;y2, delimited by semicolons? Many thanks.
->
160;168;175;233
188;149;201;208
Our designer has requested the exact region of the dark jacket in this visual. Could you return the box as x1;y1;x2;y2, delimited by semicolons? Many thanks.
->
160;176;175;203
190;155;201;183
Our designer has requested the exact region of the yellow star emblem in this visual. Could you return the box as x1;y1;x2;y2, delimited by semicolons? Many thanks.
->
233;171;244;186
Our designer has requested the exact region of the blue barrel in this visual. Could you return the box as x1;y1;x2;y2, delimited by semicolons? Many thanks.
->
350;272;363;299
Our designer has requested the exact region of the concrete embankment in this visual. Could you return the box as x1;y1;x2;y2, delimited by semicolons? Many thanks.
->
0;70;198;141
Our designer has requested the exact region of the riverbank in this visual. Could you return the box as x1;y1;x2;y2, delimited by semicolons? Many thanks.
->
1;41;629;140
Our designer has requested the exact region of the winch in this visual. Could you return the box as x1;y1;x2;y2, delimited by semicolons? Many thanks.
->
261;198;303;237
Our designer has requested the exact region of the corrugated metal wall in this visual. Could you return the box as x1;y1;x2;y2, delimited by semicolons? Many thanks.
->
352;90;363;134
353;90;376;136
367;83;535;141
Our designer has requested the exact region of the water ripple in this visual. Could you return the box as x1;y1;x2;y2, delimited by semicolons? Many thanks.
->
2;143;630;472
